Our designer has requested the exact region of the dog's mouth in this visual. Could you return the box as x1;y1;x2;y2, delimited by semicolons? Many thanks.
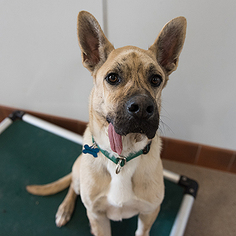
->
107;119;159;155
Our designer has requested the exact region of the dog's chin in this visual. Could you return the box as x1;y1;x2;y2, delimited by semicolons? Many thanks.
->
116;128;157;140
130;133;147;143
106;115;159;140
111;122;158;140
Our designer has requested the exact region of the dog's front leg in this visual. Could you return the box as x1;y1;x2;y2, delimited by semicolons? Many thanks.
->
87;210;111;236
135;206;160;236
55;184;77;227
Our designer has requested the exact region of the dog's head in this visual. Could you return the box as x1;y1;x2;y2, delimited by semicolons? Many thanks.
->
77;11;186;154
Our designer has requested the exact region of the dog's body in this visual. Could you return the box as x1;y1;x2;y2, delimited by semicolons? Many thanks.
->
27;11;186;236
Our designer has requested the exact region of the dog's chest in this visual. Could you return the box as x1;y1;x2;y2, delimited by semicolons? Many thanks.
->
107;169;134;205
105;161;153;221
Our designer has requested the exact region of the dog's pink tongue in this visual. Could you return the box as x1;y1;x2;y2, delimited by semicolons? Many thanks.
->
108;123;123;155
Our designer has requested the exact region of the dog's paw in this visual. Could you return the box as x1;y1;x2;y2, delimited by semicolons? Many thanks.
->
135;233;149;236
55;203;74;227
135;230;149;236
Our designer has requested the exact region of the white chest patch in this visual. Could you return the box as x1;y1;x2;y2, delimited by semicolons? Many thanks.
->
107;169;134;207
107;170;137;220
106;159;153;221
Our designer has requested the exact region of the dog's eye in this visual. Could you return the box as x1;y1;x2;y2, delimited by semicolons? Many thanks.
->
150;75;162;87
105;73;121;85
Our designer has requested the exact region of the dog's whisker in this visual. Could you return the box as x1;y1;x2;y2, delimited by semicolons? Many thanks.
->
159;118;174;136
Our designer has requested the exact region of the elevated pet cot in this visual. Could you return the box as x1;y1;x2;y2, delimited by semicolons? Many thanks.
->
0;111;198;236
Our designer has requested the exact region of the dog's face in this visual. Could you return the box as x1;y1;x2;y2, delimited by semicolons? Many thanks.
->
95;47;164;139
77;11;186;151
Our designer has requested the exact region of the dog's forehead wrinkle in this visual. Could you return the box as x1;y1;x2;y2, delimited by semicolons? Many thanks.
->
115;52;162;78
146;64;160;76
111;48;151;64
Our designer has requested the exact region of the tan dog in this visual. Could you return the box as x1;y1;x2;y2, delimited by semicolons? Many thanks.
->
27;11;186;236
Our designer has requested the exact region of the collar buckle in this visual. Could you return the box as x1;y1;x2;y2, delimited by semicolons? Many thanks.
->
116;156;127;174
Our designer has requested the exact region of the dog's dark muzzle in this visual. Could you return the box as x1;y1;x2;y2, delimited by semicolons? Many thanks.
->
107;94;159;139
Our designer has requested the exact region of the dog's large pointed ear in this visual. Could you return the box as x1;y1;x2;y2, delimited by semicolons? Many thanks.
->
149;17;187;75
77;11;114;73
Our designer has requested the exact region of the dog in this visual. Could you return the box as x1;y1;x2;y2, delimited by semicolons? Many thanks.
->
26;11;186;236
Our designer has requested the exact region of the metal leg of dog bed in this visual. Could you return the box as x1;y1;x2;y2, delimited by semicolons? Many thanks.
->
164;169;198;236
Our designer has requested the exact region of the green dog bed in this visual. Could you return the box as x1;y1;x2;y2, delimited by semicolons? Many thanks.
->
0;111;198;236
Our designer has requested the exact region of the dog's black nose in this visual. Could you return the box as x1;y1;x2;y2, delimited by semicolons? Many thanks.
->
127;95;155;119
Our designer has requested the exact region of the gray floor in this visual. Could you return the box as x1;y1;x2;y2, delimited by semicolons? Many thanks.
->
162;160;236;236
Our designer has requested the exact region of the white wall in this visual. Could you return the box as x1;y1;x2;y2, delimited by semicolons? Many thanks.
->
1;0;236;151
106;0;236;151
0;0;102;121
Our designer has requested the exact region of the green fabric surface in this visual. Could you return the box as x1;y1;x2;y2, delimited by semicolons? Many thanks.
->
0;120;184;236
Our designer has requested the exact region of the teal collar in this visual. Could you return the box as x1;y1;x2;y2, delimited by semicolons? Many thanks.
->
92;137;151;174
